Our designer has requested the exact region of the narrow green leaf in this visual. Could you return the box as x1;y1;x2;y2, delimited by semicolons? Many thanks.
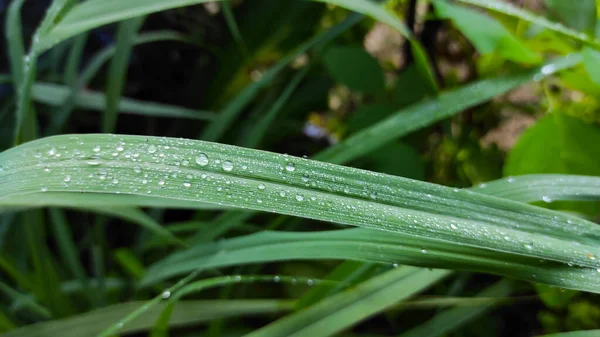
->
63;33;88;86
241;65;310;148
243;267;449;337
456;0;600;48
2;300;293;337
32;82;215;120
398;280;513;337
36;0;222;52
222;0;245;50
143;227;600;293
312;0;411;38
202;14;361;141
6;0;26;89
48;209;93;302
104;16;145;133
475;174;600;203
48;30;202;133
316;54;581;164
2;134;600;282
434;0;540;63
537;331;600;337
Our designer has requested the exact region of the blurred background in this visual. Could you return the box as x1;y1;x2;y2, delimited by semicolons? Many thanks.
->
1;0;600;336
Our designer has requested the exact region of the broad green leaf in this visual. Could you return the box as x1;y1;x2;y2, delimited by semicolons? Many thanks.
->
505;112;600;176
434;0;540;63
32;82;215;120
142;227;600;293
582;47;600;86
393;65;436;107
316;54;581;164
456;0;600;48
1;300;292;337
244;267;450;337
2;134;600;283
545;0;596;35
399;280;513;337
322;45;385;93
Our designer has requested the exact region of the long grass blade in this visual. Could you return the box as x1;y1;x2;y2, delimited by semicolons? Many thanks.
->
142;227;600;292
1;300;293;337
201;14;361;141
104;17;145;133
456;0;600;49
243;267;449;337
1;134;600;279
33;82;215;120
398;280;513;337
474;175;600;203
315;54;581;164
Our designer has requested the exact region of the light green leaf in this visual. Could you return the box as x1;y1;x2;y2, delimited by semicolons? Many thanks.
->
582;47;600;86
316;54;581;164
537;330;600;337
505;112;600;176
457;0;600;48
143;227;600;293
434;0;540;63
2;134;600;285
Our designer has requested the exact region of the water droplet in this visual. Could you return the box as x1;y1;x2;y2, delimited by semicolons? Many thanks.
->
112;178;119;184
285;162;295;172
507;176;515;183
542;195;552;203
524;243;534;250
48;148;57;156
296;195;304;201
64;175;71;182
257;199;262;204
116;322;124;329
158;180;165;186
541;64;556;75
147;145;158;154
307;279;314;286
273;275;280;282
41;187;48;192
450;224;458;230
258;183;266;190
588;254;597;260
302;175;309;182
183;181;191;188
195;153;209;166
161;290;171;299
235;275;242;282
44;167;51;173
370;192;377;199
421;249;428;254
392;263;399;268
93;145;101;153
133;166;141;173
116;145;124;152
222;161;233;171
280;191;286;197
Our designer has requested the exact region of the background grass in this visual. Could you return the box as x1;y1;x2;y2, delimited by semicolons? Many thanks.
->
1;0;600;336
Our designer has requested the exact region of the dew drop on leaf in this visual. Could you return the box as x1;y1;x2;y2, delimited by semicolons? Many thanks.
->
285;162;295;172
222;161;233;171
258;183;266;190
147;145;158;154
195;153;209;166
296;195;304;201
